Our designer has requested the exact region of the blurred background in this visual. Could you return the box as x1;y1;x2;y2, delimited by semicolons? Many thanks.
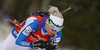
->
0;0;100;50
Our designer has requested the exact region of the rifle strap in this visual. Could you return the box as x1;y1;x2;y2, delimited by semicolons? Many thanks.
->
34;15;49;32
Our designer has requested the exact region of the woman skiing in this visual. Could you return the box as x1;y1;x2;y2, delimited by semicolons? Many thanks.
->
0;6;64;50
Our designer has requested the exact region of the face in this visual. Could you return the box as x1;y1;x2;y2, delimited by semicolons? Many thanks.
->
45;23;57;36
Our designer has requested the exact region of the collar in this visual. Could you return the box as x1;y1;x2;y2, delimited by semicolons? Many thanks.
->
42;23;48;34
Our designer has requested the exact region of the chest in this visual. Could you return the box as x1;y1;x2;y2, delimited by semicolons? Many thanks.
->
25;29;49;42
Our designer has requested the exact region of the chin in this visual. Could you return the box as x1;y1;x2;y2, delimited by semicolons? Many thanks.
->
49;34;53;36
49;34;54;36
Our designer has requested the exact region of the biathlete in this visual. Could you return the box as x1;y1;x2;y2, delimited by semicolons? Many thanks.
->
0;6;64;50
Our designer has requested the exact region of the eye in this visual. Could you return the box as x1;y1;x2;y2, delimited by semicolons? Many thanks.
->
52;29;57;32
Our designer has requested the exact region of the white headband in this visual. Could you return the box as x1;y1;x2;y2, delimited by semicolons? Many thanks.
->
49;15;64;26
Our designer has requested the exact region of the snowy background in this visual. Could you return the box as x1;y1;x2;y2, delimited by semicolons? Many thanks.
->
0;19;13;42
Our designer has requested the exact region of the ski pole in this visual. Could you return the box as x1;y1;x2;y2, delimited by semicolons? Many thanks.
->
0;13;22;28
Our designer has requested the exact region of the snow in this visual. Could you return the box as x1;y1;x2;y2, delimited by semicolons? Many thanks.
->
0;19;13;42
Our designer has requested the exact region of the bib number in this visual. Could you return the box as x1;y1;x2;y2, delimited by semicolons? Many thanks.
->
12;26;19;38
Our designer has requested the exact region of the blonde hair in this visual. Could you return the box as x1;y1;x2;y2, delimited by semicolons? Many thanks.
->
48;6;63;19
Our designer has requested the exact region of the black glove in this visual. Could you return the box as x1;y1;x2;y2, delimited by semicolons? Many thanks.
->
30;40;49;49
35;40;47;49
45;45;57;50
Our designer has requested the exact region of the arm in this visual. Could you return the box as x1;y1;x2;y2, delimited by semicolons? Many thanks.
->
53;31;62;45
15;17;38;47
45;31;62;50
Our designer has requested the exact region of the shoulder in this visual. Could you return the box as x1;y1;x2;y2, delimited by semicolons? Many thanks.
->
54;31;62;38
56;31;62;36
29;15;43;22
27;16;37;21
26;15;40;23
24;16;39;26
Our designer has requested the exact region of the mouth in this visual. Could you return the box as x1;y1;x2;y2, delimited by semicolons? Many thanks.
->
50;33;54;35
